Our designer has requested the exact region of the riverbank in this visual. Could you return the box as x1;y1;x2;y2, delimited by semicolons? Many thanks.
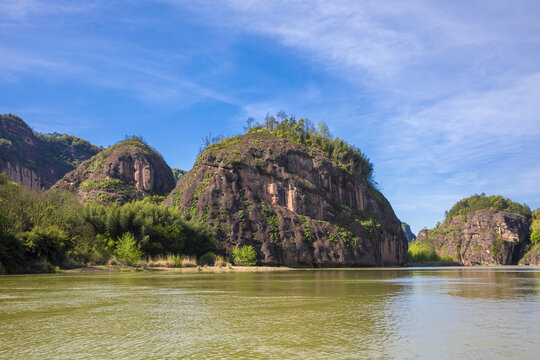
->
62;264;297;274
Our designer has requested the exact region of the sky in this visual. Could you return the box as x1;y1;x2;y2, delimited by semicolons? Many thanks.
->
1;0;539;234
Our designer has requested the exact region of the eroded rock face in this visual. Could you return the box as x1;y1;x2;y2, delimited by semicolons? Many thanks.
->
416;210;530;265
0;114;101;190
165;133;408;266
54;138;175;204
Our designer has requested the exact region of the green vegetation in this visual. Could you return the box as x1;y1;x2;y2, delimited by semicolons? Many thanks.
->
84;136;165;177
360;220;374;238
114;232;143;265
0;138;12;152
522;243;540;263
84;199;214;256
198;113;374;185
200;251;223;266
531;209;540;233
407;240;440;262
531;231;540;246
37;132;103;169
80;178;135;201
190;171;213;217
491;237;505;263
0;173;215;274
446;193;531;222
261;202;281;245
407;239;458;264
250;116;373;183
336;225;358;247
0;114;102;176
172;168;186;182
231;245;257;266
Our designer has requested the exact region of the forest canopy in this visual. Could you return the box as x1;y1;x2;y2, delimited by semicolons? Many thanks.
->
445;193;531;221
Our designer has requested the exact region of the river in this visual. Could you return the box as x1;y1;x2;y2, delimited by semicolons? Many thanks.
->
1;267;539;359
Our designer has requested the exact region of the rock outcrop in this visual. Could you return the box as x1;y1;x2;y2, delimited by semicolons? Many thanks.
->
54;137;175;204
401;222;416;242
519;245;540;265
165;133;408;266
416;210;530;265
0;114;101;190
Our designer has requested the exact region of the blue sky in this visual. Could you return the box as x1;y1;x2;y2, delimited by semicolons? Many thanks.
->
1;0;539;234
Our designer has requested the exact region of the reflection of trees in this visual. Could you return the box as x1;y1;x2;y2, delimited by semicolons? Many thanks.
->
429;268;540;300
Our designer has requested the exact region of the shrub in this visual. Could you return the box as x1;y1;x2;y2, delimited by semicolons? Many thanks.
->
200;251;218;266
168;254;182;267
180;255;197;267
531;231;540;245
232;245;257;266
213;256;226;267
490;237;505;263
440;254;457;262
114;232;142;265
23;225;68;266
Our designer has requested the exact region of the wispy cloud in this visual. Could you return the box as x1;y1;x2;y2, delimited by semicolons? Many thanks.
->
0;0;100;21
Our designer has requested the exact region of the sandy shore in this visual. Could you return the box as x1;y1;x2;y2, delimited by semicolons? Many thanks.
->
63;265;297;274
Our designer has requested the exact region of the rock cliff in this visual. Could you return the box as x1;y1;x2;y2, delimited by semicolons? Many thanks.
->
401;222;416;242
416;210;530;265
0;114;101;190
54;137;175;204
165;133;408;266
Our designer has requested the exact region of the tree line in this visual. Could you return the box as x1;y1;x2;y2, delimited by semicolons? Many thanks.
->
0;173;213;274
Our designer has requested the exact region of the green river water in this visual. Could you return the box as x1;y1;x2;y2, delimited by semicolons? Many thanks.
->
1;267;539;359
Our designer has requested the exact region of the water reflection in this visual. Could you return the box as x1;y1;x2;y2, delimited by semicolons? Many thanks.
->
1;268;539;359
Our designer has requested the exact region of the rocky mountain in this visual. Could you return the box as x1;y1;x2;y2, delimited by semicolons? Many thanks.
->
54;137;175;204
417;210;530;265
172;168;186;182
0;114;102;190
165;132;408;266
401;222;416;242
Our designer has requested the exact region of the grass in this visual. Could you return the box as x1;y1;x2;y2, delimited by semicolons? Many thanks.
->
142;254;183;268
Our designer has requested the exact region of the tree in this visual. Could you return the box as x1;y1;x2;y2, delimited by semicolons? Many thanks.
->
276;110;287;121
115;232;142;265
264;113;277;130
231;245;257;266
317;121;332;139
245;117;255;132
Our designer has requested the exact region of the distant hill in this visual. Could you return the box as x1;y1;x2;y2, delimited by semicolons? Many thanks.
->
401;222;416;242
172;168;186;182
0;114;102;190
415;194;531;265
